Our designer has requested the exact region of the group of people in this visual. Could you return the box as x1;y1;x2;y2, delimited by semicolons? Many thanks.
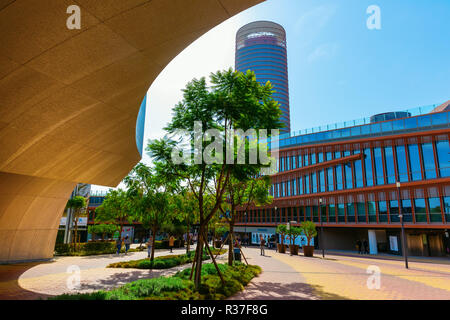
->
115;235;132;255
356;239;370;254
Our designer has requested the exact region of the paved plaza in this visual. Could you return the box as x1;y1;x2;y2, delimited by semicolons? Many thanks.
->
0;246;449;300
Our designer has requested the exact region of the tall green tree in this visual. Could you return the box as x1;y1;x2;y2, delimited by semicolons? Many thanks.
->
147;69;283;289
124;163;175;262
66;195;87;250
95;189;133;238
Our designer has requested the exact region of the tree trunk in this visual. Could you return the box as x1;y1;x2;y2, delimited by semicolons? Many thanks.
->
186;222;190;254
150;226;157;262
194;224;205;289
228;223;234;266
72;214;79;251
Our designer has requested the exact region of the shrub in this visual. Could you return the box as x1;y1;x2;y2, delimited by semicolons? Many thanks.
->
50;262;260;301
107;249;227;270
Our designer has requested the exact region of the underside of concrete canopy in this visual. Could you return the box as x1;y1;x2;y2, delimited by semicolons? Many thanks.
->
0;0;263;263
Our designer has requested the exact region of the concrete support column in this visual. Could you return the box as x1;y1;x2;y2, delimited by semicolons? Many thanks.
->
0;172;75;263
368;230;378;255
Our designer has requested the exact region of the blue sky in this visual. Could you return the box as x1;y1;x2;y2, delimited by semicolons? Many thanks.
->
92;0;450;191
243;0;450;129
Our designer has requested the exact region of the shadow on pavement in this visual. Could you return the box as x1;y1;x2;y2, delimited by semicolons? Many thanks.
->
232;281;348;300
0;262;53;300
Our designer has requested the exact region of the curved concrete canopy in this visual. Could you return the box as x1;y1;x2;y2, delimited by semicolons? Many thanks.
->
0;0;263;263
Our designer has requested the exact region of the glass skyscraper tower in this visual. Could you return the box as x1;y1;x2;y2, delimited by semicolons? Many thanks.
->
235;21;290;133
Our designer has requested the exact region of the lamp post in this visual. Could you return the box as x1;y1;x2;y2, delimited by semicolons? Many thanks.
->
244;211;247;247
319;197;325;258
397;181;409;269
274;206;278;251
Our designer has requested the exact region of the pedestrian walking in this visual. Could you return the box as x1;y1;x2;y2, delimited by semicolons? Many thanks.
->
169;235;175;253
124;235;131;254
146;235;153;258
363;239;369;254
356;239;362;254
275;234;279;252
116;237;122;255
260;235;266;256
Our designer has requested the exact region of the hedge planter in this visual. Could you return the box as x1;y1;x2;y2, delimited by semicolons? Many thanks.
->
302;245;314;257
289;244;299;255
277;244;286;253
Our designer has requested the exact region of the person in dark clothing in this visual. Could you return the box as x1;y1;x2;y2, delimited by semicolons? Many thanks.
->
356;239;362;254
363;239;369;254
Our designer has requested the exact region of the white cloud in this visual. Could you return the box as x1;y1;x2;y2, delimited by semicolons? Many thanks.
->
307;42;339;63
293;4;338;46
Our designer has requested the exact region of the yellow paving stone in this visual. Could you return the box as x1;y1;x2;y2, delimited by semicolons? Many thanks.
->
272;253;407;300
330;258;450;293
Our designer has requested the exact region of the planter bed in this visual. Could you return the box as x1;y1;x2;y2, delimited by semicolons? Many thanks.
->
50;262;261;300
107;249;227;269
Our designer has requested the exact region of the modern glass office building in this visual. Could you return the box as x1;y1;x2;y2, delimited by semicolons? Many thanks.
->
235;102;450;257
235;21;290;133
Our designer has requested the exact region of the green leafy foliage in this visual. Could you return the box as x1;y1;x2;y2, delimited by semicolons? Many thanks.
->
107;249;226;269
54;241;146;256
50;262;261;300
300;221;317;246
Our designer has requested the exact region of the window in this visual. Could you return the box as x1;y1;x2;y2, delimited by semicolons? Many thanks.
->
291;156;296;170
280;182;285;197
435;140;450;177
337;204;345;223
414;198;427;222
326;152;333;161
298;177;303;195
364;149;373;186
396;145;409;182
421;143;437;179
318;153;324;163
408;144;422;181
286;180;291;197
374;147;385;185
443;197;450;223
378;201;388;222
304;154;309;166
292;179;297;196
347;203;355;222
389;200;399;222
354;150;363;188
320;205;327;222
367;201;376;222
298;207;305;222
327;168;334;191
335;165;343;190
357;202;366;222
319;170;326;192
311;153;316;165
312;206;319;222
305;206;311;221
286;157;290;171
384;147;396;184
298;154;302;168
311;173;317;193
428;197;442;223
305;175;310;194
329;204;336;222
344;162;353;189
335;151;341;159
401;199;413;222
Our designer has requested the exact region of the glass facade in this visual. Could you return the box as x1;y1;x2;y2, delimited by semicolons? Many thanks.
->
236;21;290;132
242;111;450;228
